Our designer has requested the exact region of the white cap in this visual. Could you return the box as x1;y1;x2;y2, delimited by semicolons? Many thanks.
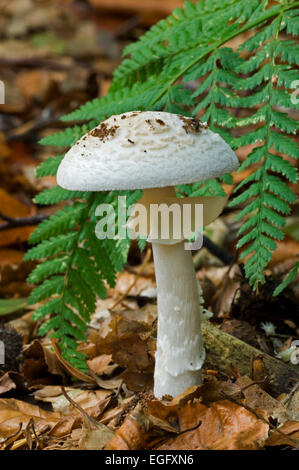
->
57;111;239;191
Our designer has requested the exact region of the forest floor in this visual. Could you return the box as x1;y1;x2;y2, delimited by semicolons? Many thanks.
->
0;0;298;451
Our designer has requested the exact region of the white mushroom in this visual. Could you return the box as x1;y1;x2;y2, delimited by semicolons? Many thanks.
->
57;111;239;398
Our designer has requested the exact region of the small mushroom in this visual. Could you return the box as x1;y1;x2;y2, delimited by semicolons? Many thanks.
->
57;111;239;398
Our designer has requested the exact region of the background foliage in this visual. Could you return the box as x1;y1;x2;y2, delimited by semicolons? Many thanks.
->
26;0;299;368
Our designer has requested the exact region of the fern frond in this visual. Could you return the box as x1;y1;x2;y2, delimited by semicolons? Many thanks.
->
25;233;77;260
28;276;64;304
28;256;69;284
115;0;267;87
39;122;97;147
29;204;86;244
36;155;64;177
61;77;169;122
229;20;299;288
34;187;88;205
274;261;299;296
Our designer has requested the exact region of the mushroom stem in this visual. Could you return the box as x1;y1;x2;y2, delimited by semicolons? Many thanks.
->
152;240;205;398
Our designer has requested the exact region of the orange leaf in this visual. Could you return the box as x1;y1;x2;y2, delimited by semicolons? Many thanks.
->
157;401;269;450
0;189;35;247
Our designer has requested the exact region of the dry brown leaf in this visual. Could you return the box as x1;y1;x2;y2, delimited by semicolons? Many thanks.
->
0;254;34;293
0;397;61;438
0;188;35;247
0;133;11;160
270;239;299;266
273;387;299;424
157;400;269;450
21;339;67;385
237;376;284;418
90;374;123;391
113;272;155;297
49;415;79;438
0;371;26;395
34;386;112;421
210;264;242;317
106;386;269;450
106;403;150;450
266;421;299;447
0;189;34;246
90;314;155;392
201;266;230;288
16;70;53;102
120;304;157;325
192;381;241;405
87;354;117;376
79;425;114;450
0;249;24;267
50;339;96;384
99;395;137;426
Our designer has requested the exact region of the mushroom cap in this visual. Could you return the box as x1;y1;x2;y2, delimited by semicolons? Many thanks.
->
57;111;239;191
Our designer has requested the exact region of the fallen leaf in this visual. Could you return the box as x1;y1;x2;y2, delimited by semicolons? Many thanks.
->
0;298;27;316
270;239;299;266
79;425;114;450
50;339;95;384
0;255;35;298
266;421;299;447
156;400;269;450
273;387;299;424
0;397;61;438
113;272;155;297
90;314;155;391
237;376;284;419
106;386;269;450
87;354;117;376
21;339;67;385
0;249;23;267
16;70;53;102
0;189;35;247
106;403;151;450
34;386;112;418
210;264;242;317
0;371;26;395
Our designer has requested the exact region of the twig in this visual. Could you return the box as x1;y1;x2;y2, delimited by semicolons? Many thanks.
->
60;386;100;430
179;420;202;435
202;235;234;265
8;424;50;451
0;57;81;70
0;213;49;232
0;422;22;449
113;15;141;38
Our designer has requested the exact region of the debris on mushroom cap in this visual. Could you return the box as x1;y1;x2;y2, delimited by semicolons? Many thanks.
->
57;111;239;192
90;122;119;142
179;115;208;134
